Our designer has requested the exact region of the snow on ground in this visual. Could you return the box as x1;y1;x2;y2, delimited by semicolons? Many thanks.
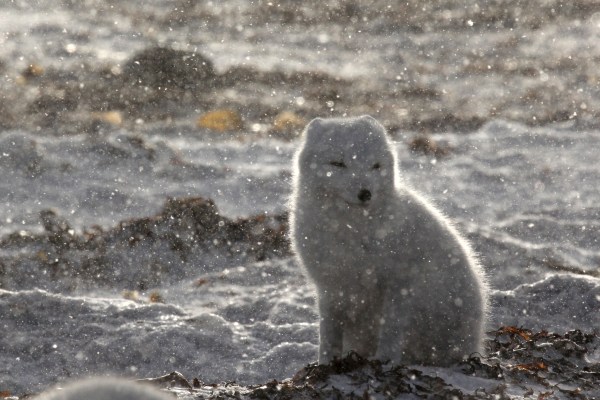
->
2;120;599;398
1;1;600;398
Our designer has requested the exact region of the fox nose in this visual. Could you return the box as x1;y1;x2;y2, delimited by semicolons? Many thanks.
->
357;189;372;202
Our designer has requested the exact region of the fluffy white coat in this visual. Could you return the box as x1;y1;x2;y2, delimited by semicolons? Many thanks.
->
36;378;171;400
290;115;488;366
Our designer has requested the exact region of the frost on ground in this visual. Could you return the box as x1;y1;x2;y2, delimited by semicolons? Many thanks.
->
2;195;600;398
0;198;313;394
2;121;600;397
0;196;289;292
33;330;600;400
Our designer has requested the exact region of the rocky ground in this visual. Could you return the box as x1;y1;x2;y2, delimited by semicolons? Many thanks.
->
135;328;600;399
2;196;599;399
3;1;600;138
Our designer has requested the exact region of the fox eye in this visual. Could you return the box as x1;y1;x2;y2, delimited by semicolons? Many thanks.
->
372;163;381;169
329;161;347;168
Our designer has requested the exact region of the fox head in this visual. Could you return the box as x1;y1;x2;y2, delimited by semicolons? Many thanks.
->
294;115;399;208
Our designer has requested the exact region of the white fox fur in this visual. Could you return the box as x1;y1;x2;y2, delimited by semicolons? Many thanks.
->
290;115;488;366
36;378;171;400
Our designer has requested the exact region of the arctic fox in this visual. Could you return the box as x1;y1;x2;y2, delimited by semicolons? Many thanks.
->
290;116;488;366
37;378;171;400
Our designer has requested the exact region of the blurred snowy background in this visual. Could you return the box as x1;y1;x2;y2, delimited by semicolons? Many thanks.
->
1;1;600;397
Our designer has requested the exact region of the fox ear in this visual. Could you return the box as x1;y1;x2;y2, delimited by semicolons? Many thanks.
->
303;117;325;138
306;117;324;131
359;115;377;122
359;115;383;128
359;115;387;133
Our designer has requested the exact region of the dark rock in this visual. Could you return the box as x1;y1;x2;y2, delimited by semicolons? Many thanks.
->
0;196;290;292
122;47;216;89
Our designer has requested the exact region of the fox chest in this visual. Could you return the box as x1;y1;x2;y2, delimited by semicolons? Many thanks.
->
302;227;388;278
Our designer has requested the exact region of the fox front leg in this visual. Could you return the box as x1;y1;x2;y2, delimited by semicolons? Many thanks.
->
317;294;344;364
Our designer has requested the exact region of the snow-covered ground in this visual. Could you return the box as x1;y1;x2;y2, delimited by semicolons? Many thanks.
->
1;1;600;398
